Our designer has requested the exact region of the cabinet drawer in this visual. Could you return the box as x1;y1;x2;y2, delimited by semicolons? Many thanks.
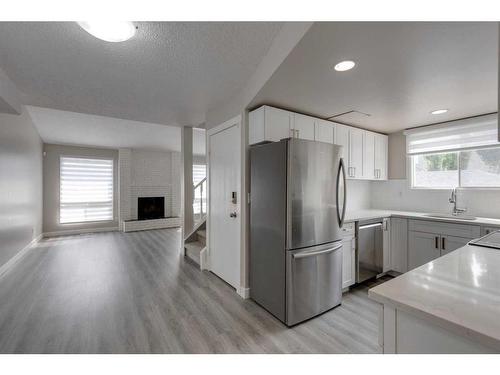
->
409;219;480;238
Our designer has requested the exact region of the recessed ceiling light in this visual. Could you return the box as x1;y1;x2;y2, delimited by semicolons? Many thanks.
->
431;109;448;115
77;21;136;42
334;60;356;72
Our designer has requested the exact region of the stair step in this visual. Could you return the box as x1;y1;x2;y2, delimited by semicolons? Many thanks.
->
197;230;206;246
184;241;205;265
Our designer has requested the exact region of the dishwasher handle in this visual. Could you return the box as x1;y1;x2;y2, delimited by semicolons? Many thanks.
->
359;222;383;230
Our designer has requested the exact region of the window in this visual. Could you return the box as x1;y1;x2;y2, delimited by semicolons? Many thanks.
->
60;157;114;223
193;164;206;185
412;152;459;188
406;114;500;189
193;164;207;216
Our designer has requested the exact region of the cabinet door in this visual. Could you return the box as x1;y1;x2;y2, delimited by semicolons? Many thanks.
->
390;218;408;273
408;231;440;270
363;131;375;180
342;237;355;289
374;134;388;180
383;218;391;272
314;119;335;144
265;106;293;142
335;123;350;161
441;235;470;256
249;106;265;145
349;127;364;179
292;113;315;141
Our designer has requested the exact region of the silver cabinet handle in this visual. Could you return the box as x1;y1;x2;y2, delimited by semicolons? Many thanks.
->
296;129;300;138
230;212;237;218
292;243;343;259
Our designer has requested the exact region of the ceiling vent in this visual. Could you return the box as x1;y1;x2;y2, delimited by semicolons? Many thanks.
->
327;110;371;126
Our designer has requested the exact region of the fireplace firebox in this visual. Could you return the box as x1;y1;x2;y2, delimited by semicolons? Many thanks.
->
138;197;165;220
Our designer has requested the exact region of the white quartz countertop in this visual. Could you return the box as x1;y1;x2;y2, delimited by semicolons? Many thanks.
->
369;244;500;351
345;209;500;227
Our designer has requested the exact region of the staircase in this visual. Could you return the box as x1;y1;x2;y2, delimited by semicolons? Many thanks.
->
184;175;207;269
184;220;207;269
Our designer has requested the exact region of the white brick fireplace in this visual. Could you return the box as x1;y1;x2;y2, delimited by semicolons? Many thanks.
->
118;148;181;232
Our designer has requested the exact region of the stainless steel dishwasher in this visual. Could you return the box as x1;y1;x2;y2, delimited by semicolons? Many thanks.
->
356;218;384;283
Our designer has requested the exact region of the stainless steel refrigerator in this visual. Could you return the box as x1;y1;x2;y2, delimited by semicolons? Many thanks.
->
250;138;347;326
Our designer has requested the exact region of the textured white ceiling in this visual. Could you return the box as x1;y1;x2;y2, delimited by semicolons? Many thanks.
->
0;22;283;126
250;22;498;134
27;106;206;155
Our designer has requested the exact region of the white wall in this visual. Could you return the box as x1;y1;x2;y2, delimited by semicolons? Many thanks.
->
0;108;43;268
371;179;500;219
346;180;372;211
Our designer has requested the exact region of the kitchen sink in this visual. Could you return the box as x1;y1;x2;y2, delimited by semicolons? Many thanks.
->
424;213;477;221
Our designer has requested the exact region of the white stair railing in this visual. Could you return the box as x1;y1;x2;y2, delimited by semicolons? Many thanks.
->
193;177;207;224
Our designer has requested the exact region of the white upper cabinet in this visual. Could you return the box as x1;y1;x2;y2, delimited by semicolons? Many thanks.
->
249;105;293;145
335;123;350;160
363;131;375;180
349;127;363;179
314;119;335;144
292;113;315;141
248;105;388;181
374;133;388;180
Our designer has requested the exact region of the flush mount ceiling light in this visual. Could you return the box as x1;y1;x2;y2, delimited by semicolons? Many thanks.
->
334;60;356;72
77;21;136;42
431;109;449;115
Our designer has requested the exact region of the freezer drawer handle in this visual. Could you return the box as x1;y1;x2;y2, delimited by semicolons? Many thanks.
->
292;243;343;259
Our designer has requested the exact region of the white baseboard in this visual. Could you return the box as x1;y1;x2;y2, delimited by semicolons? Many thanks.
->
0;233;42;280
43;227;119;238
237;286;251;299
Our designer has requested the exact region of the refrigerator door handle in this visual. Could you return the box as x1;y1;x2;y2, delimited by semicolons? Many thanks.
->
336;157;347;228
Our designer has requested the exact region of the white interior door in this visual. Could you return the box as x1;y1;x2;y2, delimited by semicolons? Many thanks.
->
208;121;241;289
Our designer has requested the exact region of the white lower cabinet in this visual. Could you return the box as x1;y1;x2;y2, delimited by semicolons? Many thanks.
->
390;218;408;273
382;218;391;272
408;231;440;270
440;235;470;256
407;220;480;270
341;223;356;289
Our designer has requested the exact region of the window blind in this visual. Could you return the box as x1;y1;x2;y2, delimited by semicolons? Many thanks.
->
60;157;114;224
405;113;498;155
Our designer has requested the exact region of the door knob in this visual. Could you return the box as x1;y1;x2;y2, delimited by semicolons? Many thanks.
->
230;212;237;218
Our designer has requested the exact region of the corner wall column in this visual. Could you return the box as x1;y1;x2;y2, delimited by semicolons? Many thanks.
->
181;127;194;246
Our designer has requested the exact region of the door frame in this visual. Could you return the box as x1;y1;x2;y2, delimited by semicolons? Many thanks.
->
206;115;245;296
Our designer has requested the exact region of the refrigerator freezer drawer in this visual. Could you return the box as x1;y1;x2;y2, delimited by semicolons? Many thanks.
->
286;241;343;326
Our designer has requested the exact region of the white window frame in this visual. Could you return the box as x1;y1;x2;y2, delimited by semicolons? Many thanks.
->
59;155;115;224
409;145;500;190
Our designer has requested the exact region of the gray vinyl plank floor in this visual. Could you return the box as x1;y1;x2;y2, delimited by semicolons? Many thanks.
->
0;228;388;353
